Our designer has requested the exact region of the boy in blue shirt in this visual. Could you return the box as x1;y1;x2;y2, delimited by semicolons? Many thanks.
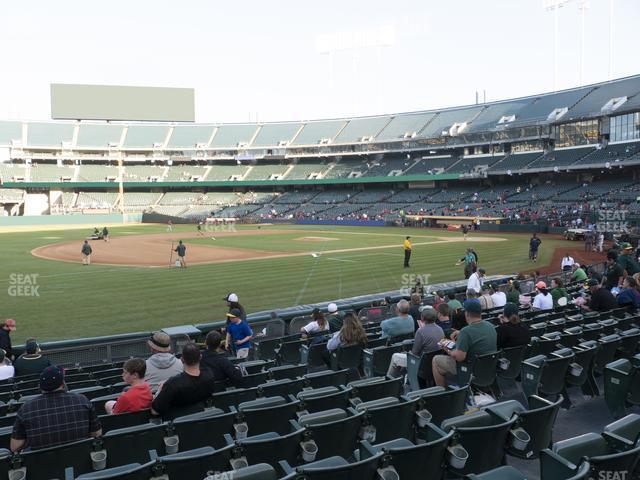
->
226;309;253;359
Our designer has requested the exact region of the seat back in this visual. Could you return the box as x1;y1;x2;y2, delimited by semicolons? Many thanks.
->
330;344;363;371
458;351;499;388
604;359;634;419
297;408;365;460
236;428;306;469
509;395;562;459
239;399;301;436
99;410;151;433
539;351;574;396
297;387;351;413
277;340;305;365
405;385;469;428
362;344;403;378
160;445;234;479
285;453;383;480
497;345;527;381
406;350;438;391
258;378;305;398
348;376;402;404
172;409;237;450
304;370;349;389
18;438;95;480
212;387;258;411
255;338;281;361
269;364;306;381
357;397;419;444
102;423;167;467
595;334;622;374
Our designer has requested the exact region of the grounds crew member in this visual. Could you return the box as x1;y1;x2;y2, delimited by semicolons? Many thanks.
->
102;226;109;242
403;236;412;268
81;240;92;266
175;240;187;268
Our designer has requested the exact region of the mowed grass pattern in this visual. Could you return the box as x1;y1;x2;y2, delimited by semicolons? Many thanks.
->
1;224;572;343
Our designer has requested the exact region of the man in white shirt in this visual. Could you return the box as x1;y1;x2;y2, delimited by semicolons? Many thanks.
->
467;268;485;294
561;254;574;272
490;285;507;308
0;349;14;380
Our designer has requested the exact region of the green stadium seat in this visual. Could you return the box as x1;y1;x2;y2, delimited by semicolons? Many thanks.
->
346;376;402;404
224;426;306;469
74;462;152;480
354;396;419;443
406;350;438;391
329;344;363;372
279;452;384;480
604;358;636;419
362;344;404;378
98;409;151;433
276;340;306;365
619;328;640;359
405;385;469;428
269;364;306;381
171;408;236;450
468;461;592;480
16;438;95;480
485;396;562;459
257;378;305;398
456;351;500;392
100;423;168;467
255;337;281;361
540;432;640;480
304;370;349;389
595;334;622;374
296;386;351;413
212;387;259;411
358;423;453;480
521;349;574;399
295;408;365;460
159;445;234;479
441;409;518;476
300;342;329;368
497;345;528;381
237;397;301;436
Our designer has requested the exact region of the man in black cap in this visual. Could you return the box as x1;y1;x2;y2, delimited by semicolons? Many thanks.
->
584;278;617;312
403;236;412;268
13;339;51;377
81;240;92;266
10;365;101;451
175;240;187;268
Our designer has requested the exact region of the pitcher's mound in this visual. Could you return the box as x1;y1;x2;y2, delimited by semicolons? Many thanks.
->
295;236;339;242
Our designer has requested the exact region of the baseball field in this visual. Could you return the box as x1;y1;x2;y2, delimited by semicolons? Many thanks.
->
1;223;593;343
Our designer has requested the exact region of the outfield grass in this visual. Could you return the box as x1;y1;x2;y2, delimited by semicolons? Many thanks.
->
1;224;573;343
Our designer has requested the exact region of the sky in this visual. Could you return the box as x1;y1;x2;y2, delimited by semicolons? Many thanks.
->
1;0;639;123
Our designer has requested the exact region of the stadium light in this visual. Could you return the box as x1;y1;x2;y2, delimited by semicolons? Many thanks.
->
543;0;572;91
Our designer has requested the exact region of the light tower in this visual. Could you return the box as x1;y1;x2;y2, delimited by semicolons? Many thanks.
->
543;0;572;91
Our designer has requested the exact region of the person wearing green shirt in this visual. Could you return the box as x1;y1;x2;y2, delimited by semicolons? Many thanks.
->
550;277;568;307
506;280;522;304
447;293;463;313
13;339;51;377
432;300;497;387
571;264;588;282
617;243;640;277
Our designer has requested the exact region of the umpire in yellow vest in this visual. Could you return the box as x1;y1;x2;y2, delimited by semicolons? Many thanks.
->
403;236;412;268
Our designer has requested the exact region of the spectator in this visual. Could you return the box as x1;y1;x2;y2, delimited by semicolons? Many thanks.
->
201;331;243;387
618;243;640;277
223;293;246;346
387;308;444;378
104;358;152;415
411;278;425;297
326;303;344;332
144;332;184;389
151;343;215;419
617;277;640;308
467;268;485;294
550;278;568;307
490;285;507;308
432;300;497;387
326;313;368;351
496;303;531;349
226;308;253;359
561;253;575;274
408;294;422;330
532;281;553;311
584;279;618;312
604;251;625;290
506;281;522;304
11;366;101;451
447;293;463;313
13;339;51;377
0;349;14;380
433;291;446;309
301;309;330;337
478;286;495;310
380;299;414;339
436;303;452;332
0;319;16;361
571;264;588;283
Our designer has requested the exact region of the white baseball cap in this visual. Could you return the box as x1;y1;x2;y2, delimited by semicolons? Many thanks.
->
225;293;239;303
327;303;338;313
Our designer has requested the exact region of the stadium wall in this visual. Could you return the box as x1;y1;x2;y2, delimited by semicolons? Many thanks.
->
0;213;142;227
